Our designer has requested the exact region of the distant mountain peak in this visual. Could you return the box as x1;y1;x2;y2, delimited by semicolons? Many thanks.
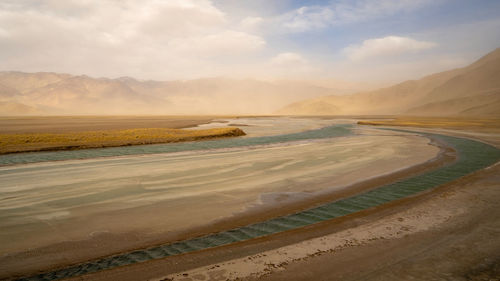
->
277;47;500;117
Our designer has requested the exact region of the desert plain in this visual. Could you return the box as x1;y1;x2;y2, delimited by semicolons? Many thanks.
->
0;115;499;281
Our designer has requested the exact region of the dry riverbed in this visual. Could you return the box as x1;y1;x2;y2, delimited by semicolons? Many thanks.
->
2;117;498;281
157;121;500;281
0;121;439;279
73;120;499;281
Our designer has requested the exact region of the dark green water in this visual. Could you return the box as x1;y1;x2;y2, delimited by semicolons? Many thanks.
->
15;129;500;281
0;125;352;165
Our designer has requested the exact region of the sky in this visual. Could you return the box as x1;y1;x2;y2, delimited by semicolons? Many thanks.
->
1;0;499;83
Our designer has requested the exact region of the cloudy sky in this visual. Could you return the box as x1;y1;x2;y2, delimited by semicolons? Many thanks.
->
1;0;499;82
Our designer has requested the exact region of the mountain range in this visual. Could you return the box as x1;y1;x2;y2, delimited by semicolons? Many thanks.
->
0;72;371;116
277;48;500;117
1;48;499;117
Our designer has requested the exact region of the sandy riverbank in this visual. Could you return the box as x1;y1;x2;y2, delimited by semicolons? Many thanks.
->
152;127;500;281
44;124;499;281
159;160;500;281
0;127;441;279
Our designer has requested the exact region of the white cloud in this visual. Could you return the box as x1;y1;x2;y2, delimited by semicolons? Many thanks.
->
240;16;264;31
278;0;436;32
271;52;308;66
281;6;334;32
0;0;266;79
343;36;437;61
0;27;10;38
169;31;265;57
265;52;319;78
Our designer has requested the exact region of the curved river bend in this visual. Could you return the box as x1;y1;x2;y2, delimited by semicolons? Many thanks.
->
11;127;500;281
0;125;352;166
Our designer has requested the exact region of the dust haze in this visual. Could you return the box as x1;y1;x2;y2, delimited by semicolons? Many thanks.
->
1;1;499;116
1;48;499;117
0;72;377;115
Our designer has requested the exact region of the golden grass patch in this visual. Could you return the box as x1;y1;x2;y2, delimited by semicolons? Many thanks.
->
0;127;245;154
358;117;500;129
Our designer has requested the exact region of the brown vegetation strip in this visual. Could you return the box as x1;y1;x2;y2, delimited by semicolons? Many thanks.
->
0;127;245;154
357;117;500;129
0;116;224;134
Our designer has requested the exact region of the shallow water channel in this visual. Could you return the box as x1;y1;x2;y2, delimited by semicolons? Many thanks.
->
12;128;500;281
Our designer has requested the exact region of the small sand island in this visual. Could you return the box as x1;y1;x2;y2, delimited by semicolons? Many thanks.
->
0;127;245;154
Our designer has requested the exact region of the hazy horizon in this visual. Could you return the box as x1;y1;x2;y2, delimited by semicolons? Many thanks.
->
1;1;500;116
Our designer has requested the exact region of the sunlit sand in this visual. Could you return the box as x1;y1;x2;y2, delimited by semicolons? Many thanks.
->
0;118;440;277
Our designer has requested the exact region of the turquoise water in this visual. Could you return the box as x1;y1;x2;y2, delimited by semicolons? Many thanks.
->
16;129;500;281
0;125;352;166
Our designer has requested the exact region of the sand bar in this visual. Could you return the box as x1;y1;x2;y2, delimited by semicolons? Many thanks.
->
55;126;499;281
0;126;439;278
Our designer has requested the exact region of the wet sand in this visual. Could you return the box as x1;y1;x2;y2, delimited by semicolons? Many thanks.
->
192;117;346;137
4;117;498;280
161;162;500;281
0;125;440;279
152;127;500;281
